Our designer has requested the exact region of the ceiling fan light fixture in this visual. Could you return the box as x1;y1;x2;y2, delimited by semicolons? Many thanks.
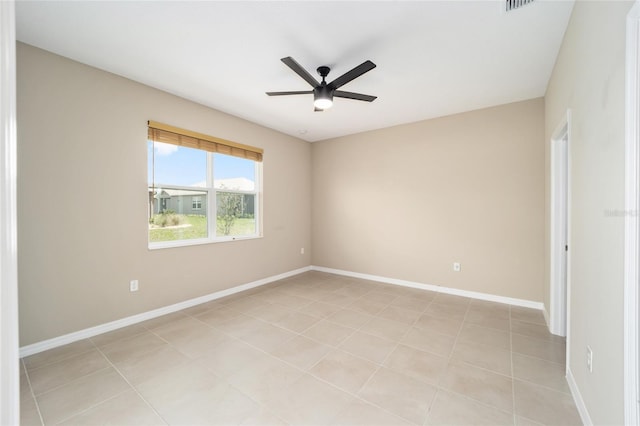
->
314;96;333;110
314;86;334;109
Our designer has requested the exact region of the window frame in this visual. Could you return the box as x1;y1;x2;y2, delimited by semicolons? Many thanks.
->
148;147;263;250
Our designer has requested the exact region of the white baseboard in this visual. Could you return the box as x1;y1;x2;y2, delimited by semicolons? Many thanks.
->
543;304;551;327
19;266;311;358
567;368;592;425
311;265;544;310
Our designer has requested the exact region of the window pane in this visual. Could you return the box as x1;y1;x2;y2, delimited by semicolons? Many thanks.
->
149;187;208;242
216;192;256;237
214;153;255;191
150;142;207;187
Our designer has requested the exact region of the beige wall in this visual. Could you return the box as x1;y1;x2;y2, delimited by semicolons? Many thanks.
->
17;43;311;345
311;99;545;302
544;1;633;423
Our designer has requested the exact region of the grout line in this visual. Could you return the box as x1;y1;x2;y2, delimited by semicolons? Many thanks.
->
89;340;170;425
21;358;45;426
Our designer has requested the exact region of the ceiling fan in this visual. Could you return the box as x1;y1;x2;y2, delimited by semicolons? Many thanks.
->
266;57;377;111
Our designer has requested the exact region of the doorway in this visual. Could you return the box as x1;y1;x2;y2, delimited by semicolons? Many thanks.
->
550;114;570;339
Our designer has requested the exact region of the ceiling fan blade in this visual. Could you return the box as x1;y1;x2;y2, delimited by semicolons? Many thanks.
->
334;91;377;102
329;60;376;89
266;91;313;96
281;57;319;88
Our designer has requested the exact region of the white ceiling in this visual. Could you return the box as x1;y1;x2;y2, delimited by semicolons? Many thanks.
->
16;0;574;142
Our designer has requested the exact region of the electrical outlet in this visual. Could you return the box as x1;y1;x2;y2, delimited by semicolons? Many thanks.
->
301;247;305;255
586;345;593;372
453;262;461;272
129;280;139;292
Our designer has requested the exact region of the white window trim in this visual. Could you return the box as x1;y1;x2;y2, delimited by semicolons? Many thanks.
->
149;151;262;250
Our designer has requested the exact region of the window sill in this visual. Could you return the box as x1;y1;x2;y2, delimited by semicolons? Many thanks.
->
148;234;262;250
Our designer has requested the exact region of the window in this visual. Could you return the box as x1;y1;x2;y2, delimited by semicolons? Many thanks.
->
147;121;263;248
192;197;202;210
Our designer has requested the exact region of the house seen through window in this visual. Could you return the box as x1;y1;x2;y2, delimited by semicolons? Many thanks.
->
147;122;263;247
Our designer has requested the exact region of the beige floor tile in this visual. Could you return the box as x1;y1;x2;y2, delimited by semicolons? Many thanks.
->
334;285;372;298
424;302;468;320
451;340;512;376
309;349;377;394
433;293;471;307
240;407;289;426
401;327;456;358
339;331;397;364
193;305;244;326
513;380;581;425
512;354;569;393
228;353;303;403
511;333;566;364
425;390;514;426
139;312;189;330
303;319;356;347
58;389;166;425
100;331;168;364
180;299;221;316
320;292;358;307
333;399;413;425
112;344;191;386
511;306;546;325
465;309;511;331
270;335;332;369
265;292;315;309
90;324;148;347
265;374;355;425
360;290;398;304
248;303;297;322
388;295;430;312
468;300;511;319
156;380;259;425
384;344;447;386
28;348;110;395
360;316;410;342
328;309;375;329
235;321;298;352
346;297;388;316
440;360;514;413
270;310;320;333
414;314;463;337
152;317;231;358
511;320;565;343
515;415;546;426
214;313;266;337
377;305;422;325
195;338;265;378
36;367;130;425
20;391;42;426
299;301;343;318
458;323;511;350
358;367;437;425
23;339;95;371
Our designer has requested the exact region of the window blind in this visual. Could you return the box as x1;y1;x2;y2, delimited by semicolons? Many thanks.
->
148;120;263;162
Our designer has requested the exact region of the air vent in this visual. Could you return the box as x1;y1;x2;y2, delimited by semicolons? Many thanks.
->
506;0;534;12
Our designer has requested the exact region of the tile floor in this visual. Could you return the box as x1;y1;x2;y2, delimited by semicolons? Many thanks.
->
20;271;581;425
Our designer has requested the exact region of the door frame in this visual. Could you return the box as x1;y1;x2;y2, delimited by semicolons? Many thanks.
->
0;0;20;424
624;1;640;424
550;110;572;340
